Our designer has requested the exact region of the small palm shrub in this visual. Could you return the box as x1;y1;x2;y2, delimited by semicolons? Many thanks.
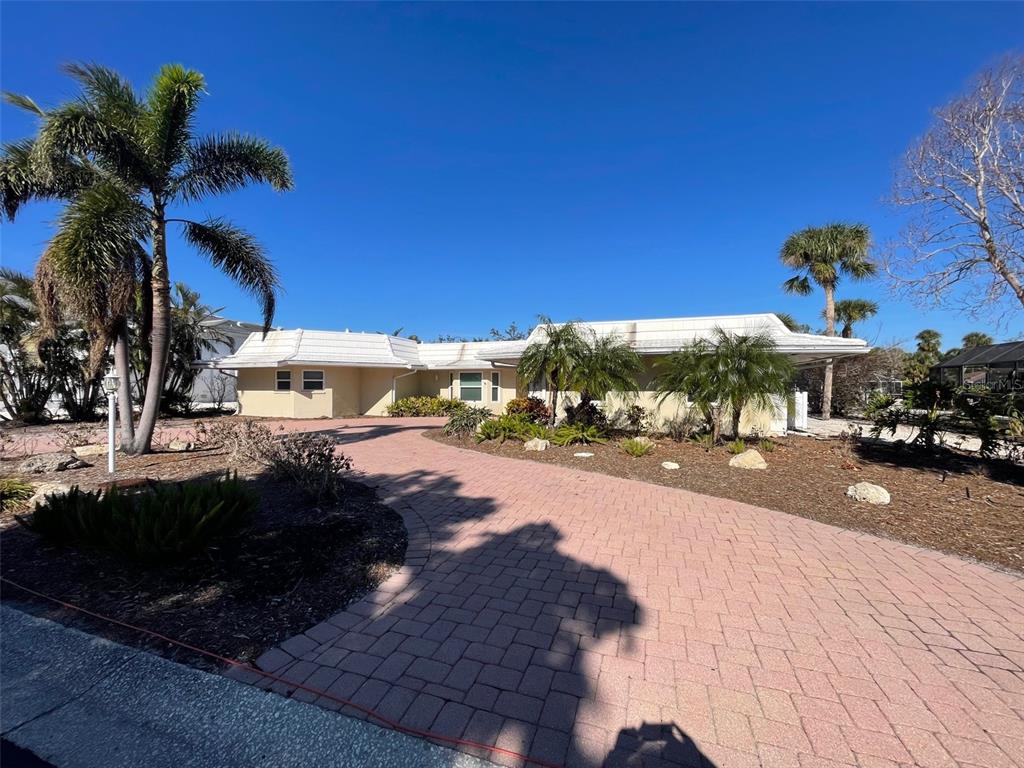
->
387;396;467;417
726;439;747;455
621;437;655;457
443;406;493;437
18;475;256;561
692;432;715;452
1;478;34;512
758;438;776;454
504;397;551;424
552;424;608;446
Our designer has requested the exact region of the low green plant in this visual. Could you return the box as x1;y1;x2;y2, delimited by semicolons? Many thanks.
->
475;414;548;444
504;397;551;424
552;424;608;446
0;478;34;512
18;474;256;561
387;396;467;417
758;438;776;454
726;439;747;455
691;432;715;452
621;437;655;457
443;406;493;437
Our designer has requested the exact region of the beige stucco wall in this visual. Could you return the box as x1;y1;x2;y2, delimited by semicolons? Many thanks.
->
236;366;336;419
411;369;517;413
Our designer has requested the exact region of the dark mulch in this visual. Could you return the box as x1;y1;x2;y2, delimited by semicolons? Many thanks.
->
427;430;1024;573
0;448;406;668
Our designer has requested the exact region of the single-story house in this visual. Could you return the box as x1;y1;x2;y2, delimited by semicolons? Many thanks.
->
205;313;868;434
932;341;1024;391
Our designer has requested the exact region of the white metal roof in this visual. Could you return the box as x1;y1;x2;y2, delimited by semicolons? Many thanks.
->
209;314;868;371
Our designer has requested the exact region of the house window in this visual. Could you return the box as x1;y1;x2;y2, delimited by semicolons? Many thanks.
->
276;370;291;391
459;372;482;401
302;370;325;391
491;372;500;402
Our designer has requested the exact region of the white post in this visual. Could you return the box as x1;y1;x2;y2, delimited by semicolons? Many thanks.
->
108;392;116;474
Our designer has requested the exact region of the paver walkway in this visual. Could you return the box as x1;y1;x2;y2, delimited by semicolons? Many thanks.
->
239;419;1024;768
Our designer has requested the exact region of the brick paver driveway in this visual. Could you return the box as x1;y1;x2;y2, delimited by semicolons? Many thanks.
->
248;419;1024;768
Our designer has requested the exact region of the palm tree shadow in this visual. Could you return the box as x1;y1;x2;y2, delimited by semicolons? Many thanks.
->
605;722;715;768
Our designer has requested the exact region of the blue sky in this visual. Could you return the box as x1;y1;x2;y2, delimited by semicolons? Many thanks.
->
2;2;1021;348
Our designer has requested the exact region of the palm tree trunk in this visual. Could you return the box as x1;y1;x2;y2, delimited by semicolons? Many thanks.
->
128;210;171;455
732;405;742;438
113;322;135;447
821;285;836;420
550;386;558;427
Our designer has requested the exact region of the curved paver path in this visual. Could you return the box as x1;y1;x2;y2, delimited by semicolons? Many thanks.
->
248;418;1024;768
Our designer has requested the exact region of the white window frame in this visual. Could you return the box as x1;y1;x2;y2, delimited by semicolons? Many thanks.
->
276;370;291;392
302;369;325;391
459;372;483;402
491;371;500;402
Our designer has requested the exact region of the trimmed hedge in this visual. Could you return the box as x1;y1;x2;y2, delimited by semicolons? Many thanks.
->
387;396;468;417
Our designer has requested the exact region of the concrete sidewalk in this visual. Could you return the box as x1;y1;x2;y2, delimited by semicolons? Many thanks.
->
0;603;495;768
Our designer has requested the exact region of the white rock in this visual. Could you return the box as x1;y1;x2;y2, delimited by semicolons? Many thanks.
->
524;438;550;452
573;452;594;458
18;453;89;473
72;444;107;458
728;449;767;470
27;482;73;509
167;439;195;452
661;461;680;470
846;482;890;505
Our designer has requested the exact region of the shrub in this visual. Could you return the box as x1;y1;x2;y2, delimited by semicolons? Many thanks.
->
726;439;747;455
758;438;776;454
692;432;715;452
197;418;276;464
18;474;256;561
443;406;493;437
664;411;701;442
552;424;608;446
0;478;34;512
623;405;658;435
387;396;467;417
504;397;551;424
621;437;654;457
266;433;352;503
563;400;608;430
476;414;549;444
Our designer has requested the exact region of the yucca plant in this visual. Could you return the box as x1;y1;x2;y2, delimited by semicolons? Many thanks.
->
621;437;655;457
726;439;747;455
18;474;256;561
758;438;777;454
0;478;34;512
692;432;715;453
551;424;608;446
443;406;492;437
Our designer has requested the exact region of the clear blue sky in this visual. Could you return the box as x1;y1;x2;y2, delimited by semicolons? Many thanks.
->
2;2;1021;348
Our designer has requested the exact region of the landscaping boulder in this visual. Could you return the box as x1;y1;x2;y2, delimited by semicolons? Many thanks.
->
728;449;767;470
846;482;890;505
167;439;195;452
524;438;550;452
661;461;680;470
573;452;594;458
18;453;89;474
72;444;107;458
28;482;72;508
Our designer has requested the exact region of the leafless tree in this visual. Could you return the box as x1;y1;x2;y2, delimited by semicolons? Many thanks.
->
203;373;231;412
887;56;1024;319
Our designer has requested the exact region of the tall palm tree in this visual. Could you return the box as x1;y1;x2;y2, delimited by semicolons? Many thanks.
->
654;329;792;442
781;223;874;420
831;298;878;338
516;317;589;426
2;63;292;453
775;312;811;333
961;331;994;348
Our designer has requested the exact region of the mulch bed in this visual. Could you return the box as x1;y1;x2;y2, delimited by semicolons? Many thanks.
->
427;430;1024;573
0;447;406;668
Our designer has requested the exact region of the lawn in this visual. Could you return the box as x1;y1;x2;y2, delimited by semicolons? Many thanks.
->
428;429;1024;573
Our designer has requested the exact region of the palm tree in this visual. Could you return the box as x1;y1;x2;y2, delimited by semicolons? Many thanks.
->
962;331;994;348
569;332;643;405
655;329;793;442
781;223;874;420
2;63;292;454
831;298;878;338
775;312;811;333
159;283;232;415
516;317;589;426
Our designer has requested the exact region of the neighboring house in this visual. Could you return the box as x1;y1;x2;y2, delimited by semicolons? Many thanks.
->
207;313;868;434
191;317;270;407
932;341;1024;391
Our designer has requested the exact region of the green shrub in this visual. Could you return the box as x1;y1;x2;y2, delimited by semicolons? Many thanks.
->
552;424;608;446
623;405;657;435
621;437;654;457
476;414;548;444
19;474;256;561
664;411;701;442
758;438;776;454
562;400;608;430
387;396;467;417
692;432;715;452
443;406;493;437
726;439;747;455
0;478;34;512
504;397;551;424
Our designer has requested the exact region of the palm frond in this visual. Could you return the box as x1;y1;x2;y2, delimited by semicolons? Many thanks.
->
180;218;278;332
782;275;812;295
1;138;100;221
175;132;293;201
143;64;205;178
62;63;142;123
3;92;45;117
